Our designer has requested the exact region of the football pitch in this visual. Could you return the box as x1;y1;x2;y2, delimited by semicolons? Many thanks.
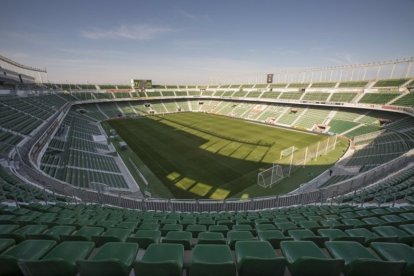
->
108;112;348;199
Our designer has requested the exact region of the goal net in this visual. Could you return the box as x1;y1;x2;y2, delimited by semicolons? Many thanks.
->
257;164;284;188
280;146;298;159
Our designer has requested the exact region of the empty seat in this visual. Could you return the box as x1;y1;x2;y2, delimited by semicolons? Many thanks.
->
318;229;365;243
0;239;14;253
209;225;229;236
134;243;184;276
325;241;405;276
371;242;414;276
372;226;414;245
127;230;161;249
280;240;344;276
61;226;104;241
288;229;328;247
257;230;292;249
18;241;94;276
235;241;286;276
77;242;138;276
138;223;160;231
197;232;226;245
92;227;131;247
186;225;207;238
0;239;56;275
227;230;254;249
191;244;236;276
345;228;396;245
399;224;414;235
161;224;183;236
162;231;192;250
2;224;48;243
28;225;76;241
255;224;276;232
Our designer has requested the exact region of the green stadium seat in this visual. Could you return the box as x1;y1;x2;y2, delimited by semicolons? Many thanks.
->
399;224;414;235
127;230;161;249
255;224;276;231
217;220;234;228
371;242;414;276
138;223;160;231
197;232;226;244
186;224;207;238
1;224;48;243
162;231;192;250
320;219;349;230
92;227;131;247
342;218;367;228
361;217;387;227
227;230;254;249
287;229;328;247
191;244;236;276
209;225;229;236
235;241;286;276
61;226;105;241
117;221;138;231
318;229;365;243
280;240;344;276
0;224;20;235
0;239;56;276
134;243;184;276
28;225;76;241
372;226;414;245
18;241;94;276
325;241;405;276
257;230;293;249
232;224;254;234
161;224;183;236
345;228;397;245
76;242;138;276
0;239;14;253
275;222;299;234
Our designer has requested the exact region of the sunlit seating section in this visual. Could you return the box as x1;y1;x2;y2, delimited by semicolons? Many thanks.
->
358;93;399;104
302;92;330;101
329;92;358;102
373;78;409;87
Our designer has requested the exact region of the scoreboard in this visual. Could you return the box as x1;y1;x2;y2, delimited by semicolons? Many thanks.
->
131;79;152;90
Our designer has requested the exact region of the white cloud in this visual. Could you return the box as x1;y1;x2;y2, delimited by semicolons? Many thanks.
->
81;24;174;41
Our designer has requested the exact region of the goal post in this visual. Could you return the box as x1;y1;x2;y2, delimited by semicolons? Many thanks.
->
280;146;298;159
257;164;284;188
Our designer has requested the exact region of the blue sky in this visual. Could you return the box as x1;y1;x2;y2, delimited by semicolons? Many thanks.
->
1;0;413;84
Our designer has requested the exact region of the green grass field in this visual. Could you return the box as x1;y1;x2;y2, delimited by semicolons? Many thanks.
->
107;112;348;199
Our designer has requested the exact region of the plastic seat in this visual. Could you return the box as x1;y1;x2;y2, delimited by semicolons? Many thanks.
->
191;244;236;276
232;224;254;234
0;239;56;275
197;232;226;244
345;228;396;245
371;242;414;276
298;220;323;231
127;230;161;249
209;225;229;237
92;227;131;247
28;225;76;241
18;241;94;276
162;231;192;250
61;226;105;241
134;243;184;276
235;241;286;276
257;230;292;248
117;221;138;231
399;224;414;235
186;225;207;238
77;242;138;276
138;223;160;231
372;226;414;245
227;230;254;249
1;224;48;243
275;222;298;234
288;229;328;247
255;224;276;231
325;241;405;276
318;229;365;243
0;239;14;253
341;219;367;228
280;240;344;276
161;224;183;236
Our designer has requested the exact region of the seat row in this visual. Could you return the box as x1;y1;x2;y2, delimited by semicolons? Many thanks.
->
1;239;413;276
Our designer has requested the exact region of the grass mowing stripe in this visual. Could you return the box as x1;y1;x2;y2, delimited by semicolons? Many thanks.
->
108;112;341;199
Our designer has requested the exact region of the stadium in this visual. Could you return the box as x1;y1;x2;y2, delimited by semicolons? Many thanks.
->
1;1;414;276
